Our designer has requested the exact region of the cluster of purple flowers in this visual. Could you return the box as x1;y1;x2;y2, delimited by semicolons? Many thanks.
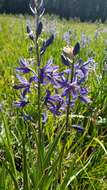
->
13;0;93;122
80;32;91;48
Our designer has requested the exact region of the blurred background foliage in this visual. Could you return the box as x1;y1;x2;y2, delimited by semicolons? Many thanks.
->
0;0;107;22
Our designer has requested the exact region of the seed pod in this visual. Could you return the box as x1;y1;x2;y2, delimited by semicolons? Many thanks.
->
63;46;74;59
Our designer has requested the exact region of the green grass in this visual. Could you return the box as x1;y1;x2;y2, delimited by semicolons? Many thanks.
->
0;14;107;190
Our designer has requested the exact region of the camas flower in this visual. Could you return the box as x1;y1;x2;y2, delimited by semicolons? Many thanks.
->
44;90;64;115
72;125;84;132
42;112;47;124
40;58;60;85
62;31;71;46
16;59;34;74
14;100;29;108
29;0;45;17
13;74;31;98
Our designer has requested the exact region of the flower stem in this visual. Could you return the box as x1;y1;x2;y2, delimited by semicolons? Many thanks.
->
35;15;42;144
66;59;74;129
35;13;44;173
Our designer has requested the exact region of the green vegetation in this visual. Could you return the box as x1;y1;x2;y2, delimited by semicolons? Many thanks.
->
0;14;107;189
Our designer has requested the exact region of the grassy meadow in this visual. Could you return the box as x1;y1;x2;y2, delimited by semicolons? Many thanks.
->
0;14;107;190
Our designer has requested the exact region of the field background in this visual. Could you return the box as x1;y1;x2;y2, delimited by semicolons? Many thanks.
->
0;14;107;189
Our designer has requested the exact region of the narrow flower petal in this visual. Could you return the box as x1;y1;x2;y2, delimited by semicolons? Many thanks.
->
72;125;84;132
40;34;54;55
73;42;80;56
42;112;47;124
36;21;43;38
79;95;91;104
14;101;29;108
29;0;37;15
16;67;31;74
61;54;70;66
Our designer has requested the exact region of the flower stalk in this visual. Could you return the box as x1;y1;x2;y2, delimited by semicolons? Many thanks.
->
35;13;42;144
66;59;75;129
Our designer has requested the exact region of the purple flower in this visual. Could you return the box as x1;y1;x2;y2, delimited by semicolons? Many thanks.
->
72;125;84;132
13;75;30;89
16;67;31;74
19;59;29;67
40;34;54;55
13;75;31;99
21;87;31;99
73;42;80;56
73;58;94;85
21;112;33;122
26;24;34;41
36;21;43;39
42;112;47;124
30;0;45;17
80;87;88;96
14;101;29;108
16;59;34;74
62;31;71;46
29;0;37;15
78;95;91;104
40;59;60;85
61;54;70;66
62;82;79;99
61;80;90;106
44;90;64;115
29;75;38;83
38;0;45;17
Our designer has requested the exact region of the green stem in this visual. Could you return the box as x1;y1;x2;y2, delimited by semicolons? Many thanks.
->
35;15;42;143
66;59;74;129
35;14;43;173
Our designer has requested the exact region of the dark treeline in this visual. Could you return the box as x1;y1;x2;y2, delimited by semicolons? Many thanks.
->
0;0;29;14
0;0;107;22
